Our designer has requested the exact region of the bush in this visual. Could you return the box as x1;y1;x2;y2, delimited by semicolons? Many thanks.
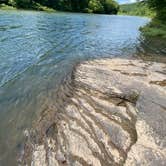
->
103;0;119;14
146;0;166;21
156;7;166;21
140;19;166;38
88;0;104;13
83;7;93;13
15;0;32;8
0;3;16;9
8;0;16;6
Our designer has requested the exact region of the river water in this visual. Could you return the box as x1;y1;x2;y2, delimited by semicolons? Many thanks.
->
0;10;164;165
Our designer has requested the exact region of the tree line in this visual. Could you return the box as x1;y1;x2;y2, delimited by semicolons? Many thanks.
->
119;2;155;18
0;0;119;14
145;0;166;21
119;0;165;21
140;0;166;38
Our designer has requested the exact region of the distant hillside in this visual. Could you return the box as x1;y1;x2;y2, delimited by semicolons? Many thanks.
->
119;2;155;17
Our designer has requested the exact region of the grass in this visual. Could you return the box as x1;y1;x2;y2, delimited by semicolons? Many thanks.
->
0;3;55;12
140;19;166;38
0;4;17;10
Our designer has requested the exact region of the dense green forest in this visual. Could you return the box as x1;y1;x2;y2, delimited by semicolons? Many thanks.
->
119;1;155;17
0;0;119;14
140;0;166;38
119;0;166;38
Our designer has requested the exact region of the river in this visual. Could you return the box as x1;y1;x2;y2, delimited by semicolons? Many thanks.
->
0;10;164;165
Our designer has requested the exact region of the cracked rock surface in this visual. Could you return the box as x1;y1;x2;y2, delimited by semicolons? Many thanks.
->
22;58;166;166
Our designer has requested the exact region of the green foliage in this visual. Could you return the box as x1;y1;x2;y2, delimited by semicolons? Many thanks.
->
119;2;155;17
88;0;104;13
145;0;166;21
0;0;9;5
140;19;166;38
31;2;55;11
15;0;32;8
8;0;16;6
118;0;166;38
103;0;119;14
0;3;16;9
87;0;119;14
140;0;166;38
0;0;119;14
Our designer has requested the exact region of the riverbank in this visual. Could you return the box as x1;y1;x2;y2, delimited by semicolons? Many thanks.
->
1;3;165;39
0;3;55;12
0;0;119;14
0;4;16;10
22;58;166;166
140;19;166;38
119;2;166;39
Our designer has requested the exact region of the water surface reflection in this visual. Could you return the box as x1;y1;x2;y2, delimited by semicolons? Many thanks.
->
0;11;154;165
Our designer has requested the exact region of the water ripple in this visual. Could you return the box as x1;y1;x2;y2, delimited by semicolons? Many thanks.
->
0;11;152;165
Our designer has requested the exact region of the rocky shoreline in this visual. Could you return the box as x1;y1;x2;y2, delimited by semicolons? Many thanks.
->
22;58;166;166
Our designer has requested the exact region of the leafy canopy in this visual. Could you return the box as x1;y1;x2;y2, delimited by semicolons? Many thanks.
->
0;0;119;14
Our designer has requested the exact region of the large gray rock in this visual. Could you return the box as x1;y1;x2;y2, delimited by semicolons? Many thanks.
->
22;58;166;166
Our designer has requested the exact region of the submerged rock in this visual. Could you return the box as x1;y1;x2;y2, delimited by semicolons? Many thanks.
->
22;58;166;166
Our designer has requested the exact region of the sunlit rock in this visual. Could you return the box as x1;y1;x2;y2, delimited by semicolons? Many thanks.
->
23;58;166;165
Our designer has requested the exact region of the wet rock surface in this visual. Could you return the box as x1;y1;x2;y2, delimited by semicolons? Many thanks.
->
22;58;166;166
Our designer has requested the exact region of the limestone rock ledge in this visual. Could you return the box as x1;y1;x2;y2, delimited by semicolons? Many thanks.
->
22;58;166;166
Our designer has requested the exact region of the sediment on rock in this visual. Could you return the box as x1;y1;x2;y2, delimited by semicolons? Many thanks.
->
22;58;166;166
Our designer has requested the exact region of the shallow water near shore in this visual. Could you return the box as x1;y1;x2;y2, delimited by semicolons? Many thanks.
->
0;10;165;165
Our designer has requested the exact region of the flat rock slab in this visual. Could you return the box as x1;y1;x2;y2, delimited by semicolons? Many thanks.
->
23;58;166;166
